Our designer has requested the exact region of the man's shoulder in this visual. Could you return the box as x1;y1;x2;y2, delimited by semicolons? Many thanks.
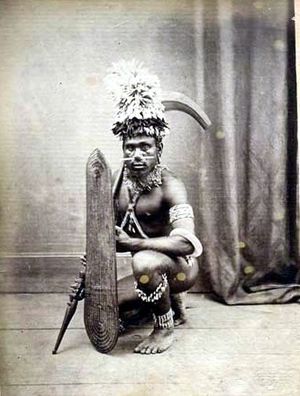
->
161;167;188;206
162;167;181;184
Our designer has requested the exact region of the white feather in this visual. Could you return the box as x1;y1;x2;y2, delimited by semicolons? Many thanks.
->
104;60;165;121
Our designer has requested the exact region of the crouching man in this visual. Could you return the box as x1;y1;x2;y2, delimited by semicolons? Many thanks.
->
105;61;203;354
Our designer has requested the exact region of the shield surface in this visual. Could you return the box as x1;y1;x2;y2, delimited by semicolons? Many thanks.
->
84;148;119;353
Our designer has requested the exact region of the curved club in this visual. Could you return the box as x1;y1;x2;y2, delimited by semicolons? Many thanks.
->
161;91;211;130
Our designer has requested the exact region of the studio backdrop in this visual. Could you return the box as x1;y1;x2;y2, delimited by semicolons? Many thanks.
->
0;0;298;302
194;0;299;303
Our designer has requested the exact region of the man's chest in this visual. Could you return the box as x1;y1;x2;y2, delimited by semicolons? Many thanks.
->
116;184;168;221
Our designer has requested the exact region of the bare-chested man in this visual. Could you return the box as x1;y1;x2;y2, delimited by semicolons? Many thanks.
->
105;61;203;354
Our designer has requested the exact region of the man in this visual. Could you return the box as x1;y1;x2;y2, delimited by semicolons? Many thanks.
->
105;61;203;354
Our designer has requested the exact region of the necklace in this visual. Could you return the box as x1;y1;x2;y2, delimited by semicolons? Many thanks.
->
123;164;165;199
120;164;166;238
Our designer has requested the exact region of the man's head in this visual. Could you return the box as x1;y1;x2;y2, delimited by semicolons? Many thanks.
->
105;61;169;162
123;134;160;177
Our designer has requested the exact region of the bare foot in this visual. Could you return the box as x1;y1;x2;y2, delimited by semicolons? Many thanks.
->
134;328;174;354
174;315;187;327
171;292;187;326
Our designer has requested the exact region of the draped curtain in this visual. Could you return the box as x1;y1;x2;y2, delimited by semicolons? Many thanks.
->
193;0;299;303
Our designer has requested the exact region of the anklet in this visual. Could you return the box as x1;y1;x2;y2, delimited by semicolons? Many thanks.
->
153;308;174;329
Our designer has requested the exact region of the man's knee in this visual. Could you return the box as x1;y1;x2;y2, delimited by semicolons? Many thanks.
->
132;250;169;278
170;259;199;292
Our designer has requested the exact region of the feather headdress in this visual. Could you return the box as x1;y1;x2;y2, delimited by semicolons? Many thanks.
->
104;60;169;140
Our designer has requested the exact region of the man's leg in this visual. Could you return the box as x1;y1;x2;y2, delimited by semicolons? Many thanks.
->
118;275;153;331
118;275;140;313
171;292;187;326
131;250;198;354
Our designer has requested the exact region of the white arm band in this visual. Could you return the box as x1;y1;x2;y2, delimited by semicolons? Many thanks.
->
169;228;203;258
169;204;194;224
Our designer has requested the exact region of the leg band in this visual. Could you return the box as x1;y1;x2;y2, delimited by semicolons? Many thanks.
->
134;273;168;303
153;308;174;329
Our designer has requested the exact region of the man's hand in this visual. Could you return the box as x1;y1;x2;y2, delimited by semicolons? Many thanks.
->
115;226;132;251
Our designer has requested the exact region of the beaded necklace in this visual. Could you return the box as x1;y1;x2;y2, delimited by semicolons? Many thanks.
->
120;164;165;237
123;164;165;199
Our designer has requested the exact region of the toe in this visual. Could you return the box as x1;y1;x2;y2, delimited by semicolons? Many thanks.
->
174;317;187;327
151;346;158;354
134;339;147;353
157;344;168;353
147;343;156;353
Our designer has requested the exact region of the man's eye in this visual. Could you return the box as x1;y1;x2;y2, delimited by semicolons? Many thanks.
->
126;145;134;152
141;145;150;151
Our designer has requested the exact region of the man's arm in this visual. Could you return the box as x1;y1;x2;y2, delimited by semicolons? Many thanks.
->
115;226;194;256
115;173;201;257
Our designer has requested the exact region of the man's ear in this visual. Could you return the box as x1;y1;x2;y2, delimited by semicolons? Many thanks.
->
156;142;163;162
156;150;161;163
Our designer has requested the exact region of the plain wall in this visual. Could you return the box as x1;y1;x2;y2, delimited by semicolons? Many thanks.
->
0;0;203;255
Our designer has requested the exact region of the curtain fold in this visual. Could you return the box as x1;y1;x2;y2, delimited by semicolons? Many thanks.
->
194;0;299;303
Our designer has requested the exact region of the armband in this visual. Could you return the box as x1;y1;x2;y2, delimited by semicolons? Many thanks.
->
169;204;194;224
170;228;203;258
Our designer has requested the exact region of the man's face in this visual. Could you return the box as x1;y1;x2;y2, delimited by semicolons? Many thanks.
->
123;135;159;176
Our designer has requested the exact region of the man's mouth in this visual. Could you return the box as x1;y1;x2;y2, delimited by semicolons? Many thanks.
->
131;162;147;170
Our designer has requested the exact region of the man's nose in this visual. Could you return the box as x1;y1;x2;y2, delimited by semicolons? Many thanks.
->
133;148;143;159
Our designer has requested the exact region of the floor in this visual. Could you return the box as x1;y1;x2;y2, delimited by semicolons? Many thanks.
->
0;293;300;396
